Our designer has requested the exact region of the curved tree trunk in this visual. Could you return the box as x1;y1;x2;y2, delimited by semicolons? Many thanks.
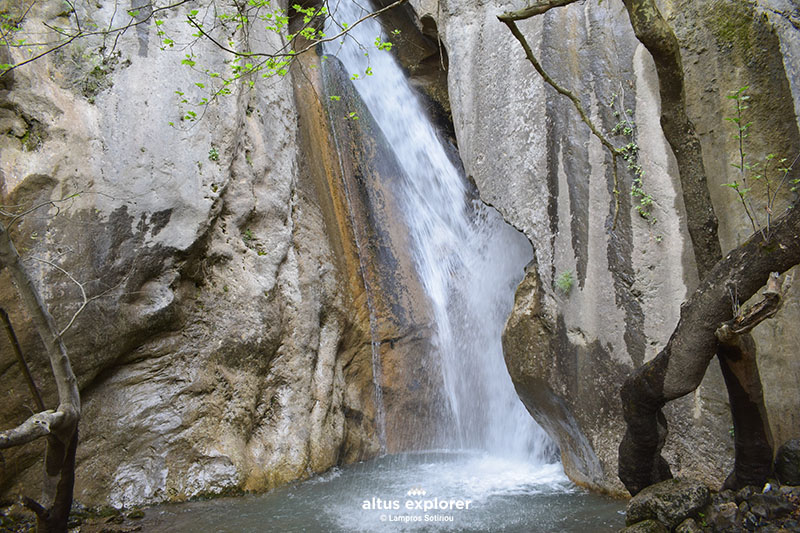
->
619;0;778;494
500;0;780;495
618;205;800;495
0;220;80;533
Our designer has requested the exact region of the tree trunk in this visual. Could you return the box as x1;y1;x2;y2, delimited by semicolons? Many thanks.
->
618;0;781;494
499;0;780;495
619;205;800;495
718;338;774;490
0;220;80;532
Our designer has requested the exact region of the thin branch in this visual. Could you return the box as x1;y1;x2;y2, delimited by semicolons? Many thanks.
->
185;0;408;61
500;15;624;227
0;410;64;449
716;272;786;343
0;193;82;231
769;152;800;213
0;307;45;411
26;257;88;337
2;31;81;74
500;19;618;154
0;0;193;78
498;0;581;22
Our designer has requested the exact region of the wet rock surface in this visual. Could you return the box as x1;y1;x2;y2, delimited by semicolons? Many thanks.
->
626;478;710;529
775;439;800;486
412;0;800;493
623;479;800;532
0;0;382;508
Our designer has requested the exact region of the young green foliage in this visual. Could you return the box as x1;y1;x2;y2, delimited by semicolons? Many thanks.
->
556;270;574;295
723;86;798;240
609;91;656;224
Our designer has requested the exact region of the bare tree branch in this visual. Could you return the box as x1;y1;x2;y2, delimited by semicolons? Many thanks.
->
716;272;787;342
0;307;45;411
0;221;79;426
0;0;193;78
26;257;88;337
0;410;64;449
498;0;581;22
499;14;623;227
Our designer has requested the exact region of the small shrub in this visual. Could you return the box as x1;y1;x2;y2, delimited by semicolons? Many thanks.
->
556;270;574;294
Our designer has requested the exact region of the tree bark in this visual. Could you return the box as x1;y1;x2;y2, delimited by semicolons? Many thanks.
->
717;337;773;490
618;0;779;494
498;0;579;22
0;307;46;411
499;0;779;495
620;0;721;279
0;220;80;532
0;223;80;424
619;204;800;495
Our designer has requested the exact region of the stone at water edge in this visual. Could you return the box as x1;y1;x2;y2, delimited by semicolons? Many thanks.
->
620;519;669;533
675;517;703;533
625;478;710;529
706;501;741;531
747;492;796;521
775;438;800;486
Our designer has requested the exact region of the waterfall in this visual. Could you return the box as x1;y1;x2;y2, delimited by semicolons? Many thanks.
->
324;0;553;462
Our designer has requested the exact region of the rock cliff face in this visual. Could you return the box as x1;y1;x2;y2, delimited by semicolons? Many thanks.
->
3;0;799;509
0;1;383;507
411;0;800;494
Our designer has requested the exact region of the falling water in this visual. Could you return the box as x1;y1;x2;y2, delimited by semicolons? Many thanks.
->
323;0;552;461
140;6;632;531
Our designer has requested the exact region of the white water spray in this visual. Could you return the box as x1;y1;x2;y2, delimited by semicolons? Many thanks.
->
324;0;553;462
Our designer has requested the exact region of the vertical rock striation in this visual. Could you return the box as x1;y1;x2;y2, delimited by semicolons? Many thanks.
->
411;0;800;494
0;0;380;507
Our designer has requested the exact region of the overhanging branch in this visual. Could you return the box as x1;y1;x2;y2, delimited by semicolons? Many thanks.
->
0;410;64;449
498;0;581;22
716;272;787;343
499;14;623;227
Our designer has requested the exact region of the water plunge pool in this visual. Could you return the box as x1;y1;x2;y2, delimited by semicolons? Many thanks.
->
142;451;624;532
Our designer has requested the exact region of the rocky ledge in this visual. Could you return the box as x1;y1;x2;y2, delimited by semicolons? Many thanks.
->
622;439;800;532
622;481;800;532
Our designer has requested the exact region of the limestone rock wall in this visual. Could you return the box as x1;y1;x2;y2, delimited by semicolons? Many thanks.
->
0;1;379;507
411;0;800;494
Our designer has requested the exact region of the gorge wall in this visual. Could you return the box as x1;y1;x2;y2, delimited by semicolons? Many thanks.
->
410;0;800;494
2;0;799;509
0;0;390;508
